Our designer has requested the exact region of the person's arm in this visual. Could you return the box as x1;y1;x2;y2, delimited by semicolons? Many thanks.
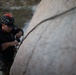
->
0;44;2;52
2;41;19;51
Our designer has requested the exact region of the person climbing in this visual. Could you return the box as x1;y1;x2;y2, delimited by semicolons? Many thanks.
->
0;13;19;75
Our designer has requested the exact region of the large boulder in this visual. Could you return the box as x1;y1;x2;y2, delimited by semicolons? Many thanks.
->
10;0;76;75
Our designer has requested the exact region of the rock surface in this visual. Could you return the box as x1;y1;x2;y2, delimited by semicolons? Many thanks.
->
10;0;76;75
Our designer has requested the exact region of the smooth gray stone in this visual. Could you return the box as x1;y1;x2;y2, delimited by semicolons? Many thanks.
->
10;0;76;75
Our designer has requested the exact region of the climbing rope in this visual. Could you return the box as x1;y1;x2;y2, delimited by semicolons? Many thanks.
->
19;6;76;48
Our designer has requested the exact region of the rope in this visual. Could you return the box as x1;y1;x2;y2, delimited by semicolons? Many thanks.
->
19;6;76;48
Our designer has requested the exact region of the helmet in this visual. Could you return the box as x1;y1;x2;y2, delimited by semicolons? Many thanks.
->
1;13;15;25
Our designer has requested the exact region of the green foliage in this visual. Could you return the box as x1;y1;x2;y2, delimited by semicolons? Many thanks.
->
0;0;41;6
12;8;33;28
23;0;41;5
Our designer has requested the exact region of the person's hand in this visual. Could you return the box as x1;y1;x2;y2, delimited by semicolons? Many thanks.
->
10;41;19;46
2;41;19;51
15;31;23;38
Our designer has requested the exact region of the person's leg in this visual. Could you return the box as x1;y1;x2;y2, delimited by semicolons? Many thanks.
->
2;71;9;75
2;61;13;75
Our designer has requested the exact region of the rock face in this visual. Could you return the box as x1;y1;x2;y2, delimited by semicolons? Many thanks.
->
10;0;76;75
